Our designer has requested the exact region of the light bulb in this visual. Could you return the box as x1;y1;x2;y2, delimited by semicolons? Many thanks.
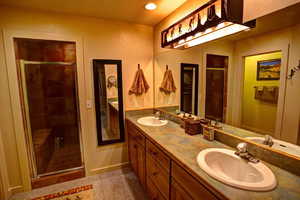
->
145;2;157;10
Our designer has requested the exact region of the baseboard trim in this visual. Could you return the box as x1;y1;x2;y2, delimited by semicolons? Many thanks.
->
9;185;23;195
89;162;130;175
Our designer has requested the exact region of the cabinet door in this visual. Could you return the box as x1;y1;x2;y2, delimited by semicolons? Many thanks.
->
136;142;146;188
171;179;193;200
129;138;138;174
172;162;218;200
147;154;169;199
129;138;146;189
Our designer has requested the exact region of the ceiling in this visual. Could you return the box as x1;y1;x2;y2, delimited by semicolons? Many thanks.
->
0;0;187;26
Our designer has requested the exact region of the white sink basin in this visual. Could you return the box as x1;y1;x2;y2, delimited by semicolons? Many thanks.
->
137;116;168;127
197;148;276;191
111;101;118;105
246;137;300;157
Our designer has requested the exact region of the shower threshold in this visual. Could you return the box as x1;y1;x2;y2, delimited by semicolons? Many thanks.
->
37;166;84;178
32;167;85;189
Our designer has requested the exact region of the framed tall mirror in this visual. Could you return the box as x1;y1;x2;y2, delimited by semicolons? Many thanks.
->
93;59;125;146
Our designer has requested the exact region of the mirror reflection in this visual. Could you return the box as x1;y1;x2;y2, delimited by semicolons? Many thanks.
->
154;4;300;158
181;63;199;114
93;60;124;145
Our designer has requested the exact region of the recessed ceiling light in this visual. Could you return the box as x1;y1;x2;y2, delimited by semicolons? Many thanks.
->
145;2;157;10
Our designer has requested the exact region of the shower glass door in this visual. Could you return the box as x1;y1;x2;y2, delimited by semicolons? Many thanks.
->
20;60;83;178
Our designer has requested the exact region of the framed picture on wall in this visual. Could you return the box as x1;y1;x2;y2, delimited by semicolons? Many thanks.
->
257;59;281;80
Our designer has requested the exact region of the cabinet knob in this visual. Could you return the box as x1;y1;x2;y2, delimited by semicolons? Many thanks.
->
152;172;158;176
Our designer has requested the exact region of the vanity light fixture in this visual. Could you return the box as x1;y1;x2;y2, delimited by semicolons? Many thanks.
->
161;0;255;49
145;2;157;10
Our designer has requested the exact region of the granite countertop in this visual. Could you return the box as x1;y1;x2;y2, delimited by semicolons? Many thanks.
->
126;111;300;200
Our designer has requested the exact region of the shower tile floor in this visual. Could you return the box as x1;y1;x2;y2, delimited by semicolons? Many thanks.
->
10;167;149;200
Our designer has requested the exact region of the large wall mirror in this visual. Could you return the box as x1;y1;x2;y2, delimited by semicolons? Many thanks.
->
154;3;300;159
93;59;125;145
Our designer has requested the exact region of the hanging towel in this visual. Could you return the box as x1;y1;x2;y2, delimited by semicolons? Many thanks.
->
160;69;176;94
129;67;150;95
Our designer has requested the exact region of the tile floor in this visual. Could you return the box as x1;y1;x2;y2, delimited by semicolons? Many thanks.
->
10;167;149;200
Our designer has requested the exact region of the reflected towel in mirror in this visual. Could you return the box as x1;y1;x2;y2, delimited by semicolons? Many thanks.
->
160;69;176;94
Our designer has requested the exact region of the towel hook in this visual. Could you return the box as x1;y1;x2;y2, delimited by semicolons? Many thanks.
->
288;60;300;79
166;65;168;70
138;64;141;69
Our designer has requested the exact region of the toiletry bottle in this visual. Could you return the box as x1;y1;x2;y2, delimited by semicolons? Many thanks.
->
203;121;214;141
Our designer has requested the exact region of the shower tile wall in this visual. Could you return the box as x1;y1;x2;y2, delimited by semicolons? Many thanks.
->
14;39;82;175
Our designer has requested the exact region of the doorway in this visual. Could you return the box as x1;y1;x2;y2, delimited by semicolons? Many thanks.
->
205;54;228;122
14;38;84;188
241;52;282;136
180;63;199;115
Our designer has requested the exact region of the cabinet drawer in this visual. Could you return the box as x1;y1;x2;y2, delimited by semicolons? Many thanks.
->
147;154;170;199
171;178;193;200
128;121;145;146
172;162;218;200
146;140;170;172
147;177;167;200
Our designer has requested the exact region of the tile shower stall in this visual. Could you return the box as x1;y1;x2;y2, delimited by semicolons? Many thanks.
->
13;39;83;186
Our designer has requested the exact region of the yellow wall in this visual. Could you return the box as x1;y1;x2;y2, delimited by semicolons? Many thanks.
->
242;52;282;135
0;5;153;194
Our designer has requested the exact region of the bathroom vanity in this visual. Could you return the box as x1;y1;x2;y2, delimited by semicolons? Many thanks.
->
126;111;300;200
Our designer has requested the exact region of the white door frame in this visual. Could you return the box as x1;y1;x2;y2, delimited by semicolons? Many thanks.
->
2;29;89;192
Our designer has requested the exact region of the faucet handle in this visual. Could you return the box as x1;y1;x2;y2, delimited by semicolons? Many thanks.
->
236;142;248;153
263;135;274;146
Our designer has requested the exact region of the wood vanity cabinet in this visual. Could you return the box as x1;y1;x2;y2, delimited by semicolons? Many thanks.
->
127;120;146;189
108;103;119;136
127;120;223;200
146;140;170;200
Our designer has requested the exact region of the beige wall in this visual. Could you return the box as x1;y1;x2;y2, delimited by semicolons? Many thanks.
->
0;6;153;193
243;0;300;22
0;129;10;200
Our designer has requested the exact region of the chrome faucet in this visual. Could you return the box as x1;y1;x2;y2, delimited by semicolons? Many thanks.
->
263;135;274;147
235;143;259;163
154;111;164;120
